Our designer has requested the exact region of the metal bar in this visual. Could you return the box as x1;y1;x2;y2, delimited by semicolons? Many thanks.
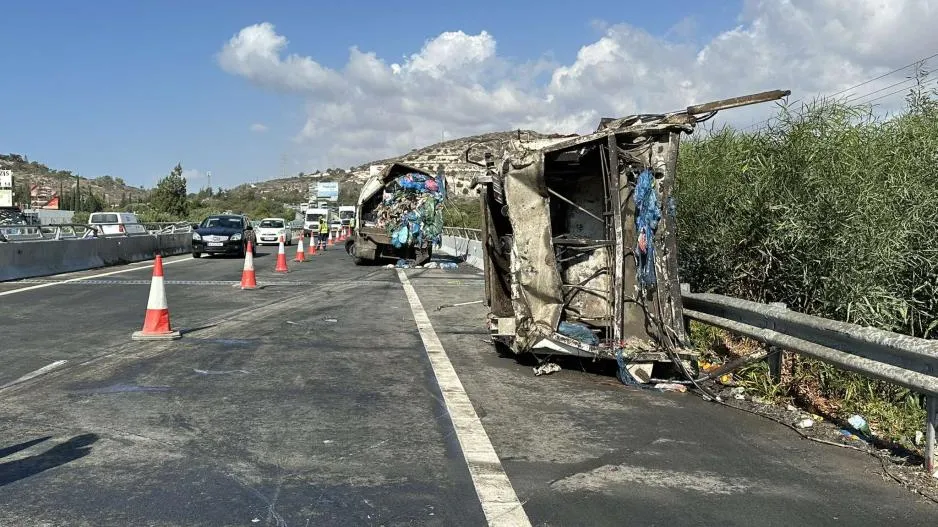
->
928;396;936;475
683;309;938;397
607;135;625;344
682;292;938;375
546;188;604;224
683;90;792;115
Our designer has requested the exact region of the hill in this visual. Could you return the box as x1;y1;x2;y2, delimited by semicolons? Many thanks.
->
246;129;576;202
0;153;147;209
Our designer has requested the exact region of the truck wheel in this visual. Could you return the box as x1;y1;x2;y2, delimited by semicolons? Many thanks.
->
192;252;201;259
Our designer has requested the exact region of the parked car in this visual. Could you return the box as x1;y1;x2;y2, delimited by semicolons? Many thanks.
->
88;212;147;235
191;214;256;258
255;217;293;246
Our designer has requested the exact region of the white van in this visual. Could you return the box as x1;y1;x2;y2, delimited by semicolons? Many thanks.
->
88;212;147;235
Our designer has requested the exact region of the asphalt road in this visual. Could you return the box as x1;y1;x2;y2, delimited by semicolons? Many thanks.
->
0;240;935;526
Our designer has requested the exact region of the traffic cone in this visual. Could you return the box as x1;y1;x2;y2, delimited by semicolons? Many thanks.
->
307;237;318;256
239;241;258;289
275;239;289;272
294;235;306;262
132;255;181;340
327;231;334;248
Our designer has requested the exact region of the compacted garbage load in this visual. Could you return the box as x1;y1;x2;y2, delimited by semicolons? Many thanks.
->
350;163;446;266
472;90;790;383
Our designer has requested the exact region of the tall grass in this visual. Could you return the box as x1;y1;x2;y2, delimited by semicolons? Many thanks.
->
676;89;938;446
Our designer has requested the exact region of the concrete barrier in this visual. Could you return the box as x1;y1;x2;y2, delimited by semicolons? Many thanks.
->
438;235;484;270
0;234;191;282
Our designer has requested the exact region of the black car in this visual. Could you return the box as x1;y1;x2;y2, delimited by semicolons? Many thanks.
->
191;214;256;258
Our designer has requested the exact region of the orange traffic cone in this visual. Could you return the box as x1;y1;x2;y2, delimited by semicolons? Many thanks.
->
307;237;318;256
294;235;306;262
132;255;181;340
275;239;289;272
239;241;258;289
327;232;334;248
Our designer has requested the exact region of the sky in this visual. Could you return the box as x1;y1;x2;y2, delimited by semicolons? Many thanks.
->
2;0;938;189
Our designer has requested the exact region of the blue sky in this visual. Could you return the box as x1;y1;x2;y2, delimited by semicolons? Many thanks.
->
0;0;744;189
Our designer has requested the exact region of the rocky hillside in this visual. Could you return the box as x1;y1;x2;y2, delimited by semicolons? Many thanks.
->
248;129;577;200
0;154;147;208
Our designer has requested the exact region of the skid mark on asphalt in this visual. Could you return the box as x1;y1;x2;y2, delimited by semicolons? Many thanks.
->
397;269;532;527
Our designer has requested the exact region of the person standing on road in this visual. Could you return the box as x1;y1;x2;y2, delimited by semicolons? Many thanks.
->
318;217;329;250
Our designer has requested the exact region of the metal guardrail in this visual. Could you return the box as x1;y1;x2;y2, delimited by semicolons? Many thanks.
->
0;222;192;242
442;227;482;241
681;286;937;474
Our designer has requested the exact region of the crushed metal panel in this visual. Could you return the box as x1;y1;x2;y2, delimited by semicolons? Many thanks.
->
503;152;564;349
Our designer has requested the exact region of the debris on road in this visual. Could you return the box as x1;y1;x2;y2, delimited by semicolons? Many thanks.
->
848;415;872;438
795;418;815;429
193;369;249;375
534;362;561;376
557;321;599;345
654;383;688;393
437;299;484;311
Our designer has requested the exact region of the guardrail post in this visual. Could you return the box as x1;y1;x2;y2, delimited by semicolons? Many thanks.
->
767;302;787;384
927;395;937;475
680;283;692;343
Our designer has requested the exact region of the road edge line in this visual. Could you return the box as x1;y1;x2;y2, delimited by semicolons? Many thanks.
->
1;360;69;390
397;269;532;527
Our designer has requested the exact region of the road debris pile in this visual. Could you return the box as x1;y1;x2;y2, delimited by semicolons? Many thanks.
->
372;172;445;249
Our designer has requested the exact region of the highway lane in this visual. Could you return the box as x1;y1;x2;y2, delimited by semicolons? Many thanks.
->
0;243;488;526
0;241;936;525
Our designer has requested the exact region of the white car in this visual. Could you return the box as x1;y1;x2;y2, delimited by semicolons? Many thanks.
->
255;218;293;246
88;212;147;235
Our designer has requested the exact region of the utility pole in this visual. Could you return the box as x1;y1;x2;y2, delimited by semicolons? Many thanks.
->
206;171;212;193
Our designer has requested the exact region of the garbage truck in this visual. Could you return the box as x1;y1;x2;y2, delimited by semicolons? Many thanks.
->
347;163;446;265
471;89;790;383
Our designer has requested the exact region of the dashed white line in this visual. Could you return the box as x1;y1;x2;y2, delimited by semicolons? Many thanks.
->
0;256;192;297
1;360;69;389
397;269;532;527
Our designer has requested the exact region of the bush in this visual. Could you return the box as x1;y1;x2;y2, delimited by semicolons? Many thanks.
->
676;93;938;448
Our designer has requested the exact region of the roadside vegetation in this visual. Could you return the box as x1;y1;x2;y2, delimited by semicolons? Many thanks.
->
677;81;938;449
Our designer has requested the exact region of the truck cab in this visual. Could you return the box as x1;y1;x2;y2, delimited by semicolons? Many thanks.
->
338;205;356;228
304;207;330;235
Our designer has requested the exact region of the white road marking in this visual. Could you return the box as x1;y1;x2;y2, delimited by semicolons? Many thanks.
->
0;256;192;297
397;269;532;527
1;360;69;389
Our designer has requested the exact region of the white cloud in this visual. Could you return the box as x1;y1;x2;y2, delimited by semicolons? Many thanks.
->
218;1;938;169
250;123;268;133
181;169;203;181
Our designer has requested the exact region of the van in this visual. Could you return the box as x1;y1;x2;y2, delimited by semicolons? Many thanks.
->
88;212;147;235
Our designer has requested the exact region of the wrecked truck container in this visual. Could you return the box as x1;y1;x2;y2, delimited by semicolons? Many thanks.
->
473;90;790;383
349;162;446;266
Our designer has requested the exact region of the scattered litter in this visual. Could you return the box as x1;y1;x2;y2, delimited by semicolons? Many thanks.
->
385;264;395;269
795;418;815;429
718;373;734;385
437;299;484;311
733;393;746;400
252;519;260;523
193;369;249;375
557;321;599;345
395;259;413;269
915;431;925;446
323;440;334;444
786;404;798;412
654;383;688;393
839;429;867;444
729;387;746;400
324;319;338;323
847;414;872;437
423;262;440;269
286;321;297;325
440;262;458;270
534;362;561;376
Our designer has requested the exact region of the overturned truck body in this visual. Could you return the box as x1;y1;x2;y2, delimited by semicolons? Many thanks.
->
474;90;789;382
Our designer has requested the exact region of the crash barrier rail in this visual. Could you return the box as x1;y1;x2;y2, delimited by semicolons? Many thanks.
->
440;232;937;473
0;222;192;242
680;286;937;474
0;232;192;282
442;227;482;241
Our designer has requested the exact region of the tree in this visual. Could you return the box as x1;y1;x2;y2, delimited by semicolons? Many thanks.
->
150;163;189;219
